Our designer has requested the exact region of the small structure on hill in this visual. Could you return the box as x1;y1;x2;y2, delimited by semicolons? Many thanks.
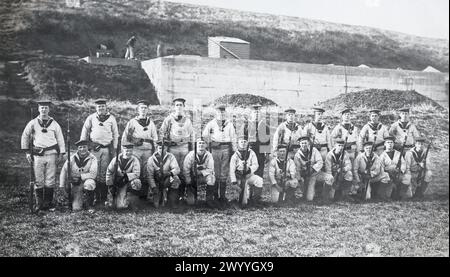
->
208;36;250;59
66;0;83;8
358;64;370;68
423;66;441;73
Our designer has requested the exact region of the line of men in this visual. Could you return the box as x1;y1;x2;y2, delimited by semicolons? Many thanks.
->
21;98;433;213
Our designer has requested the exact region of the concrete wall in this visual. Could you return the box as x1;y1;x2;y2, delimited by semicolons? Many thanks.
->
81;56;141;68
141;55;449;108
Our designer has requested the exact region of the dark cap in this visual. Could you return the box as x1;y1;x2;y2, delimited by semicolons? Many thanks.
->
341;108;352;114
398;107;410;113
74;139;89;147
335;138;345;145
299;136;310;142
137;99;150;106
383;136;395;142
172;98;186;104
94;98;107;105
277;144;288;150
284;108;296;114
252;104;262;110
363;141;374;147
215;104;226;111
369;109;381;114
156;140;171;146
313;107;325;113
37;100;52;106
374;139;385;148
122;142;134;149
415;137;426;142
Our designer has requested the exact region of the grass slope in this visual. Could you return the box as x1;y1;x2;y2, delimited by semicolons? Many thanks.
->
0;0;447;71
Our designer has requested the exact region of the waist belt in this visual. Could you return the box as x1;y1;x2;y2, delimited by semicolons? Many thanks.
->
210;142;231;148
344;142;357;150
93;142;110;152
32;144;59;156
404;144;414;148
314;144;328;148
143;139;154;144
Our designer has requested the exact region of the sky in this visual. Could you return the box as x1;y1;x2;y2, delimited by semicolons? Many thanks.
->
168;0;449;39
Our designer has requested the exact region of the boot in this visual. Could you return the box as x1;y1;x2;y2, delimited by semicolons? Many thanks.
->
152;188;160;208
206;185;218;209
34;188;44;213
178;180;186;201
252;187;264;208
168;188;179;208
86;190;95;213
213;180;219;200
285;187;296;205
413;181;429;199
219;181;228;203
44;188;55;211
186;184;196;206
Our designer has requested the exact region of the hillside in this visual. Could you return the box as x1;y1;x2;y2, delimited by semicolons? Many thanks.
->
0;0;448;71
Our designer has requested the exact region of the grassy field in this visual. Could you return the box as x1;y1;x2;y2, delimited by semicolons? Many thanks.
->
0;98;448;257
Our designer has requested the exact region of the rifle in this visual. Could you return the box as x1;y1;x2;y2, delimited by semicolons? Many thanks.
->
192;133;199;203
394;135;408;181
417;139;433;184
362;134;377;200
306;126;317;177
278;135;292;203
238;142;250;205
333;137;348;188
28;107;35;214
111;135;122;208
66;112;72;210
158;135;166;206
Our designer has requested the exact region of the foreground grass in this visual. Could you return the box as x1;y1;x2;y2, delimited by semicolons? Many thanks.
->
0;179;448;257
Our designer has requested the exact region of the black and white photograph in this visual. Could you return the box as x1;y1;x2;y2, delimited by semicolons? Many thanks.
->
0;0;448;260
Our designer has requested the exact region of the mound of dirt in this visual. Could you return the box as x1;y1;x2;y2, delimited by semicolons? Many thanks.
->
210;93;277;107
318;89;445;111
24;56;159;104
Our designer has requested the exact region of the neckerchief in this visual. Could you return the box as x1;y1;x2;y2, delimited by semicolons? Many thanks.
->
196;152;208;165
368;122;382;132
37;117;53;133
312;122;325;133
136;117;151;130
238;149;250;161
276;158;286;171
299;149;309;162
332;150;342;164
74;153;90;169
386;150;395;161
399;121;410;132
363;153;375;166
411;148;424;163
342;123;354;135
285;122;299;132
97;113;110;123
153;152;169;166
119;156;133;172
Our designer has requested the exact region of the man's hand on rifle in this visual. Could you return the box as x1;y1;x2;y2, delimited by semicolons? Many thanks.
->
71;176;81;186
121;173;129;184
418;162;425;169
58;153;66;163
26;153;32;164
151;187;158;195
273;183;282;192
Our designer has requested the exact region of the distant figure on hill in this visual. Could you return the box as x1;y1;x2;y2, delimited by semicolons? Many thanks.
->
125;33;137;60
